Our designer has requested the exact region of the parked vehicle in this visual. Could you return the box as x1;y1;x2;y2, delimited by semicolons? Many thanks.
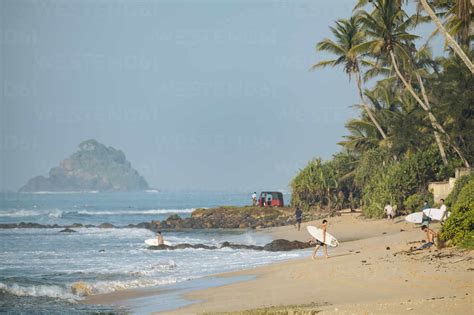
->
258;191;284;207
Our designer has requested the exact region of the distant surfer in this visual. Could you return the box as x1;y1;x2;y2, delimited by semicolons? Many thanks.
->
295;206;303;231
156;231;165;245
418;225;437;250
310;220;329;259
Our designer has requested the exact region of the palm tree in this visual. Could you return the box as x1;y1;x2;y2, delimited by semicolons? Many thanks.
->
354;0;470;167
338;118;382;154
430;0;472;49
355;0;473;73
418;0;473;73
366;80;431;157
311;17;388;141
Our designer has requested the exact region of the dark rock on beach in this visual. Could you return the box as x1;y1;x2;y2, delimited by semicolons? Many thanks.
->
263;239;312;251
148;243;218;250
148;239;312;252
98;223;115;228
59;228;77;233
152;206;325;230
220;241;263;251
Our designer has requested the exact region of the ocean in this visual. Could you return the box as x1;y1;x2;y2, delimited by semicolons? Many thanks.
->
0;191;306;314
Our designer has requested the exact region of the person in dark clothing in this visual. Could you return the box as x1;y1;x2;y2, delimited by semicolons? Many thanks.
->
295;206;303;231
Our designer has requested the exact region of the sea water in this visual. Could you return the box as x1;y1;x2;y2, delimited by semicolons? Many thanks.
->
0;191;304;314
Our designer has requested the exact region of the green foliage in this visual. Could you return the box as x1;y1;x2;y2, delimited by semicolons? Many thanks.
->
291;152;357;210
361;168;394;218
361;148;442;217
445;173;474;207
440;179;474;245
404;192;434;213
292;2;472;217
354;148;390;190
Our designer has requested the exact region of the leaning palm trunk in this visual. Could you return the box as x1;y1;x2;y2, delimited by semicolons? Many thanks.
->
419;0;474;74
389;51;470;167
355;71;388;140
415;72;449;165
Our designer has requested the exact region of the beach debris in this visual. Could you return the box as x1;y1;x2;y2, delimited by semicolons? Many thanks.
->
407;307;413;311
400;229;405;232
361;260;367;263
382;232;387;234
386;247;390;250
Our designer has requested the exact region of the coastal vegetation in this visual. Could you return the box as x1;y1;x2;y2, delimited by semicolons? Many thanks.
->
440;175;474;247
291;0;472;241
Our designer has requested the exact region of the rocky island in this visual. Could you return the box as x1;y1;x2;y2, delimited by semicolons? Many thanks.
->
19;139;149;192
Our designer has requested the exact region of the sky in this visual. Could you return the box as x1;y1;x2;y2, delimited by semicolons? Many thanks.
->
0;0;443;192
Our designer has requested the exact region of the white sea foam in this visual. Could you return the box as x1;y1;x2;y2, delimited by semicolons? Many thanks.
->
0;210;42;217
0;282;77;301
22;191;98;194
91;277;182;294
48;209;63;218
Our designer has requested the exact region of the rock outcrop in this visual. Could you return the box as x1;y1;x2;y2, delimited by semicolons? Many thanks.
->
19;139;149;192
147;239;312;252
152;206;327;230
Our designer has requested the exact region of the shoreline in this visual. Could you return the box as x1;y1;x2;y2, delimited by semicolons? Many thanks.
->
82;213;473;314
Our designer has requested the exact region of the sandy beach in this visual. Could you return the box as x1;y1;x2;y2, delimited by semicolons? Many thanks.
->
83;212;473;314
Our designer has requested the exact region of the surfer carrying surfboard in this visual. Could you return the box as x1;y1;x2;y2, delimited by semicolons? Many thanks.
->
310;220;329;259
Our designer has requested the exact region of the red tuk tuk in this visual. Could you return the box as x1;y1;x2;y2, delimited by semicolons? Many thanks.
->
258;191;284;207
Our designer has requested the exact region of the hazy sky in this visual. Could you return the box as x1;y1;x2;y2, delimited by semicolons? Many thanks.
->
1;0;441;191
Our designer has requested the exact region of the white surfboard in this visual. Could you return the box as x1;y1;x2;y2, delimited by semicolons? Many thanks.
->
306;226;339;247
405;212;424;223
145;239;171;246
422;208;450;221
406;209;450;223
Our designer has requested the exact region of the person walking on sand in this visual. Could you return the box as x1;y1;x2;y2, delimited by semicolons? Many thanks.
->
252;192;257;206
156;231;165;245
310;220;329;259
421;201;431;226
417;225;437;250
295;206;303;231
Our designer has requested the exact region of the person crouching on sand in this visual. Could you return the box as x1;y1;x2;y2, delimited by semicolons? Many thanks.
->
418;225;437;250
309;219;329;259
156;231;165;245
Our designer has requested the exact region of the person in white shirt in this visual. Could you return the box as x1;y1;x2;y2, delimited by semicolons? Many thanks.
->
384;204;394;220
439;199;448;224
252;192;257;206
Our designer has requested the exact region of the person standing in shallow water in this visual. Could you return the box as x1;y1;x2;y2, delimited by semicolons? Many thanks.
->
310;220;329;259
295;206;303;231
156;231;164;245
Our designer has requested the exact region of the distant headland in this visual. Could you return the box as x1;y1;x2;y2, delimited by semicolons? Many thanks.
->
19;139;149;192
